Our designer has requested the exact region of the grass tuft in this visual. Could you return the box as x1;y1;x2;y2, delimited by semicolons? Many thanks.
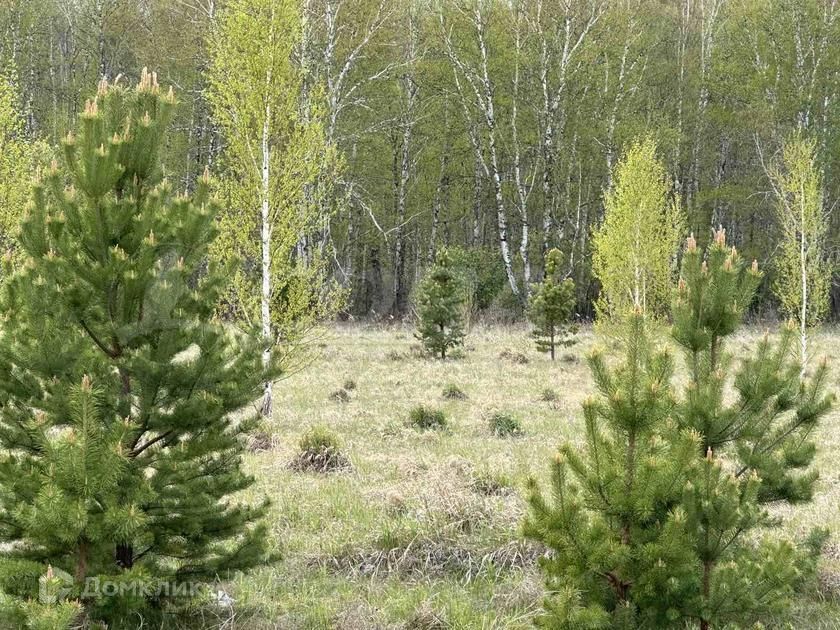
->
404;602;450;629
488;411;523;437
290;425;351;473
246;429;276;453
408;405;448;431
441;383;467;400
499;348;529;364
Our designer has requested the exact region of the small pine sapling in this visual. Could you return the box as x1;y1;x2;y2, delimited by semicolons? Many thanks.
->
526;311;699;627
528;248;577;360
415;248;465;359
526;228;834;629
672;229;833;628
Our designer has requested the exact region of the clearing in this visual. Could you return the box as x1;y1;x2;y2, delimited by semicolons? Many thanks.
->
232;324;840;629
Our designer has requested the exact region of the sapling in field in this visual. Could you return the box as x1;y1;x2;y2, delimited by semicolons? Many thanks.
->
528;248;577;360
766;134;831;376
526;310;699;628
527;228;833;629
672;229;832;628
0;72;279;628
415;248;465;359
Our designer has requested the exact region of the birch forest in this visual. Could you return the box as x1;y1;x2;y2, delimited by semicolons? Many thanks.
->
1;0;840;322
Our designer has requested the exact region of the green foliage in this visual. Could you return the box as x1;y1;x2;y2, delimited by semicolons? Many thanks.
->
0;73;277;626
528;229;834;628
0;68;50;273
528;248;578;359
447;246;507;314
670;228;833;626
526;312;699;627
593;137;684;320
769;133;831;370
408;405;447;431
208;0;343;349
415;248;466;359
488;412;522;437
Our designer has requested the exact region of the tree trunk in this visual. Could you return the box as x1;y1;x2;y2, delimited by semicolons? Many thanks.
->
260;112;273;418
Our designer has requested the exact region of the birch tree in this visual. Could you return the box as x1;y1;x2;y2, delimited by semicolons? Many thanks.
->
767;134;830;375
0;68;48;269
593;137;684;319
442;1;521;300
209;0;340;417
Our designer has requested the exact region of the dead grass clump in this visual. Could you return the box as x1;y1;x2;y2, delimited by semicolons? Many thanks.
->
246;429;277;453
333;603;384;630
499;348;529;364
441;383;467;400
316;537;542;581
386;349;406;361
330;388;351;403
290;426;351;473
493;571;545;612
470;469;514;496
403;602;449;630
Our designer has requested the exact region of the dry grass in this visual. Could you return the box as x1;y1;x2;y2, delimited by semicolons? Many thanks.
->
221;322;840;629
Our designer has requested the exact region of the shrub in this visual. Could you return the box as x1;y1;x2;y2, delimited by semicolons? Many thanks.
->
489;412;522;437
408;405;447;431
539;388;559;403
343;378;357;391
447;246;507;314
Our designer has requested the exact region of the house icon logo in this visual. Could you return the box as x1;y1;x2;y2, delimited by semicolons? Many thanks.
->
39;565;73;604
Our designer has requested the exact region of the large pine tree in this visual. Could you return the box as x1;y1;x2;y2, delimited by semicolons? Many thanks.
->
0;71;278;627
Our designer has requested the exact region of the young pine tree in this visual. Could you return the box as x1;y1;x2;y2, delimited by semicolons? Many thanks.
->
0;71;278;628
528;248;577;360
525;311;700;628
527;229;833;629
415;249;465;359
672;229;833;629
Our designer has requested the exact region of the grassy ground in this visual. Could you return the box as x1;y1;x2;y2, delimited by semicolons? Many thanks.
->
223;323;840;629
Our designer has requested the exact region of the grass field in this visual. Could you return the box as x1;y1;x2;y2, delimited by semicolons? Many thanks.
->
225;323;840;629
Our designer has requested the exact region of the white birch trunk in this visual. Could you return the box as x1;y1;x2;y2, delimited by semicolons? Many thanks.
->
800;187;808;378
260;110;273;418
